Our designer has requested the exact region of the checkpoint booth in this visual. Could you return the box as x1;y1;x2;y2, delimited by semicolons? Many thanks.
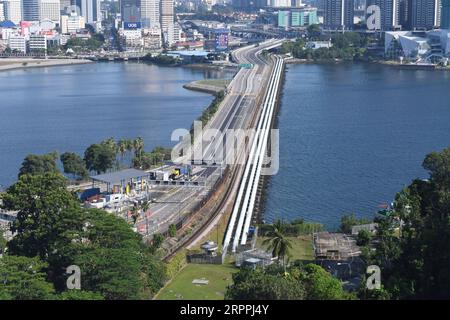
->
90;168;150;195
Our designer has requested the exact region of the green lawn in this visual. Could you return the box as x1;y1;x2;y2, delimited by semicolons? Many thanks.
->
156;263;237;300
196;79;230;88
257;235;314;261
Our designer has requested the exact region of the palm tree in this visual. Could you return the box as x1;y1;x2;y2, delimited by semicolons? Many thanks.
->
125;139;134;165
131;206;139;224
141;200;150;216
117;139;127;165
102;137;117;155
262;219;293;269
133;137;145;166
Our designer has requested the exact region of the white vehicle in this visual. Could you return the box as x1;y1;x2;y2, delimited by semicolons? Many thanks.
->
89;198;107;209
106;194;123;204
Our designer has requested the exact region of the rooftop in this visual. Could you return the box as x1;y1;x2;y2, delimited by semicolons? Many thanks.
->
90;168;149;185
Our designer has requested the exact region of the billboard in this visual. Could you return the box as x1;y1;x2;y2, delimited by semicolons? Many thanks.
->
214;30;229;51
123;21;141;30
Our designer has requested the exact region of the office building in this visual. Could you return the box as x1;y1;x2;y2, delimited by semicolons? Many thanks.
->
60;0;71;11
29;34;47;51
269;0;291;7
160;0;174;44
323;0;354;30
22;0;40;21
40;0;60;22
408;0;441;30
278;7;318;28
73;0;101;23
443;0;450;28
60;11;85;33
141;0;160;28
0;2;4;21
2;0;21;24
122;0;140;22
366;0;400;30
8;34;26;52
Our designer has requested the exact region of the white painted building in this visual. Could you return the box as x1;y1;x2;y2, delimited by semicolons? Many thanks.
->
29;34;47;51
0;2;5;21
60;12;85;34
141;0;160;28
120;28;143;48
39;0;60;23
8;34;26;52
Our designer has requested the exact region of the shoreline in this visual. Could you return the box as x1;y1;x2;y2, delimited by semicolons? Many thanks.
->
0;58;93;72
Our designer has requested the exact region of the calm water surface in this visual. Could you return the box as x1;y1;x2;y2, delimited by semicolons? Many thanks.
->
0;62;233;187
263;63;450;229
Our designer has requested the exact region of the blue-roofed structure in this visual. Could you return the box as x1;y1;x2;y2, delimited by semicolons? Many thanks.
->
0;21;16;28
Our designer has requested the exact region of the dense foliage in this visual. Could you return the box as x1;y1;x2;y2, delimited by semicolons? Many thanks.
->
0;173;166;300
360;147;450;299
18;152;59;177
281;32;369;61
226;263;351;300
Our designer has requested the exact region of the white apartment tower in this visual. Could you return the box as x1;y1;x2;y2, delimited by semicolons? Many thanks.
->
39;0;61;22
141;0;160;28
0;2;4;21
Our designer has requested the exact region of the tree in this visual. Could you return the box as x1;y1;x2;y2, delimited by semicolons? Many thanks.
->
338;213;371;234
356;229;372;246
225;266;305;300
301;264;348;300
168;224;177;237
117;139;128;166
262;220;292;267
60;152;88;180
84;143;116;174
0;232;6;256
131;206;139;224
0;255;55;300
2;173;81;260
133;137;145;163
226;263;349;300
307;24;322;39
57;290;104;300
367;147;450;299
18;152;59;177
149;233;164;254
71;209;165;300
1;174;166;300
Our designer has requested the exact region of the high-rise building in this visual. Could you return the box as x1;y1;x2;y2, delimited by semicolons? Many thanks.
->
121;0;141;23
60;10;85;33
160;0;174;43
22;0;40;21
2;0;22;24
141;0;160;28
408;0;441;30
40;0;61;22
442;0;450;28
0;2;4;21
323;0;354;30
231;0;268;11
73;0;101;23
60;0;71;11
366;0;400;30
268;0;291;7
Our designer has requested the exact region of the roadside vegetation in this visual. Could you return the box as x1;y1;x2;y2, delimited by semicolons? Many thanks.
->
17;137;172;182
280;29;373;62
0;173;166;300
